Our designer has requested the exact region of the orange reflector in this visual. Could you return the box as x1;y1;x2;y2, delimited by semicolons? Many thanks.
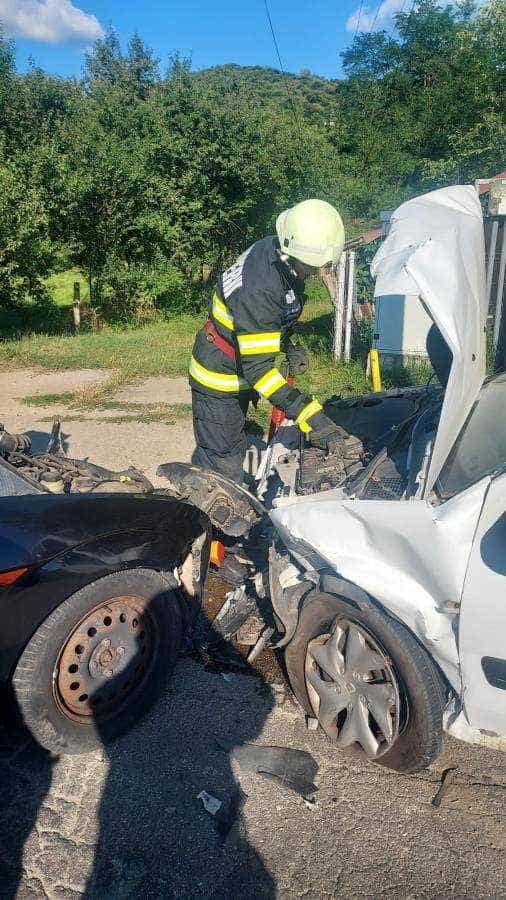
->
0;566;28;586
210;540;226;567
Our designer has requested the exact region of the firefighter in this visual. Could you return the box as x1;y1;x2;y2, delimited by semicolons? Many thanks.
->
189;198;357;483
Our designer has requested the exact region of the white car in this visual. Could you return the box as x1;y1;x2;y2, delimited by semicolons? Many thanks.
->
163;185;506;773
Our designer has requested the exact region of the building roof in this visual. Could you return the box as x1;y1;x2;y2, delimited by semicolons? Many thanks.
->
477;170;506;195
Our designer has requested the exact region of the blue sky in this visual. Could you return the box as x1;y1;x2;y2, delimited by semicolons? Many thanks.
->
1;0;408;80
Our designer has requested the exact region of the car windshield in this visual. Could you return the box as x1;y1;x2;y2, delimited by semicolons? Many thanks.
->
437;372;506;498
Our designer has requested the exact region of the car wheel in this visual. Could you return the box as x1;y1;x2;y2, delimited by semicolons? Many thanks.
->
284;591;446;773
11;568;182;755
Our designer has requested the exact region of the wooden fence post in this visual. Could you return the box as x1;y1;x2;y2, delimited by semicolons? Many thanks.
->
321;255;346;361
492;221;506;354
72;281;81;333
486;219;499;305
334;253;347;361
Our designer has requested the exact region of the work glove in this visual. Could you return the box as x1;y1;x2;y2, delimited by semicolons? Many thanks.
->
307;412;363;463
0;424;31;456
285;344;309;377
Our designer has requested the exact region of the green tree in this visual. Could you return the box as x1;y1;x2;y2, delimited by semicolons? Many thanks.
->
0;6;503;325
340;0;505;207
0;154;54;306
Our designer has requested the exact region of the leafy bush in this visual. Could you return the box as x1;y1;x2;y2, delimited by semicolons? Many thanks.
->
352;317;374;364
0;297;71;338
91;258;189;323
355;240;379;305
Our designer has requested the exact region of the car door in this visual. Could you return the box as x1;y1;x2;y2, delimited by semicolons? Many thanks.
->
459;471;506;736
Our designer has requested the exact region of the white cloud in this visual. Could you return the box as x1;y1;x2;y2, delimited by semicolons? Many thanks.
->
346;0;406;33
0;0;104;44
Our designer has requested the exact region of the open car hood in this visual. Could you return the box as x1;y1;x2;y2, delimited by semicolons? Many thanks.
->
371;185;487;495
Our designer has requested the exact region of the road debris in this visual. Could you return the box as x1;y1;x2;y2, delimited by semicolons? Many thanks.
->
197;790;222;816
235;613;264;647
209;586;258;643
214;787;248;843
431;766;458;808
197;788;246;843
220;741;319;800
271;683;287;706
194;584;262;673
247;626;275;663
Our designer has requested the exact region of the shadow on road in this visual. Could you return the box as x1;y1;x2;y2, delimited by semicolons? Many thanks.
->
85;593;276;898
1;584;276;899
0;714;54;899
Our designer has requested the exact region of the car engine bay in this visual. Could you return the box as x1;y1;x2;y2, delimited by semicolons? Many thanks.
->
0;420;154;497
258;385;443;505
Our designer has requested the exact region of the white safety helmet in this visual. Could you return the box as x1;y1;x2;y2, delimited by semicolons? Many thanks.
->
276;198;345;268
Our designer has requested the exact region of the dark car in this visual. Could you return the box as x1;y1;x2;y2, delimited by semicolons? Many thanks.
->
0;437;211;755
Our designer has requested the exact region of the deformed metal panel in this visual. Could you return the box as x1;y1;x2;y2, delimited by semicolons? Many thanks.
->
371;185;487;495
271;478;490;689
458;472;506;735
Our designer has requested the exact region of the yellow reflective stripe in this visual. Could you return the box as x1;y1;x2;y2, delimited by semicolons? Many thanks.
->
189;356;249;392
295;398;323;433
237;332;281;356
254;367;287;399
212;293;234;331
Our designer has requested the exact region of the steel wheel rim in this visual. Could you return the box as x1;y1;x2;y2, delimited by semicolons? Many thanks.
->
54;595;158;724
305;617;401;760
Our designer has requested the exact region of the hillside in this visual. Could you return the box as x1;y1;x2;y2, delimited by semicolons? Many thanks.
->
193;63;342;122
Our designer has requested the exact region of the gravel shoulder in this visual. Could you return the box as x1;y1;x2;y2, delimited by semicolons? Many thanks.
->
1;369;195;483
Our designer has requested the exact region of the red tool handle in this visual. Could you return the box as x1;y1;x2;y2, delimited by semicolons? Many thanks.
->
268;374;295;443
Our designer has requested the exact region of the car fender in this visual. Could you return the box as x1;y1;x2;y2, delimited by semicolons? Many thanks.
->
299;573;451;699
0;497;210;680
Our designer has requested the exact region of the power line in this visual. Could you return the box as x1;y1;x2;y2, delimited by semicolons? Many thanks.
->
261;0;304;158
368;0;384;33
262;0;286;75
386;0;407;37
354;0;365;38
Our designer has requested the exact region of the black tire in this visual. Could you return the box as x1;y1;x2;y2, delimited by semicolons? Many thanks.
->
11;568;183;755
284;591;446;773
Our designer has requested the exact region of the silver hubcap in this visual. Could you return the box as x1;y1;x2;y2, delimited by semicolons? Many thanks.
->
305;619;401;760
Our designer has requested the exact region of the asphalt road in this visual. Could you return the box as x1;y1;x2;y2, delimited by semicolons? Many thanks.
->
1;370;506;898
2;634;506;899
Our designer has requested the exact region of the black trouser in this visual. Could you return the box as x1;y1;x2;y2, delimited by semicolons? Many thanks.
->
191;389;250;484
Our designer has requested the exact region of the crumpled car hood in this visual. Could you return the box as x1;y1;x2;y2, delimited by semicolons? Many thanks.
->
371;185;487;495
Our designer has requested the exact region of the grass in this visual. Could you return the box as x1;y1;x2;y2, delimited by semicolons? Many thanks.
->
97;400;193;415
45;268;90;308
22;391;77;406
2;272;435;425
0;315;200;377
0;269;91;338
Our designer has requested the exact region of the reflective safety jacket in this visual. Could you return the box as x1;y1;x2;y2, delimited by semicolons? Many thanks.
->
189;236;323;433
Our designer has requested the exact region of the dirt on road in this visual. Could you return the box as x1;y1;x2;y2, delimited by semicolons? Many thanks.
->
1;369;506;899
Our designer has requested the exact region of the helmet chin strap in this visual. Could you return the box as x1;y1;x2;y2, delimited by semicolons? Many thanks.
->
276;248;301;280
